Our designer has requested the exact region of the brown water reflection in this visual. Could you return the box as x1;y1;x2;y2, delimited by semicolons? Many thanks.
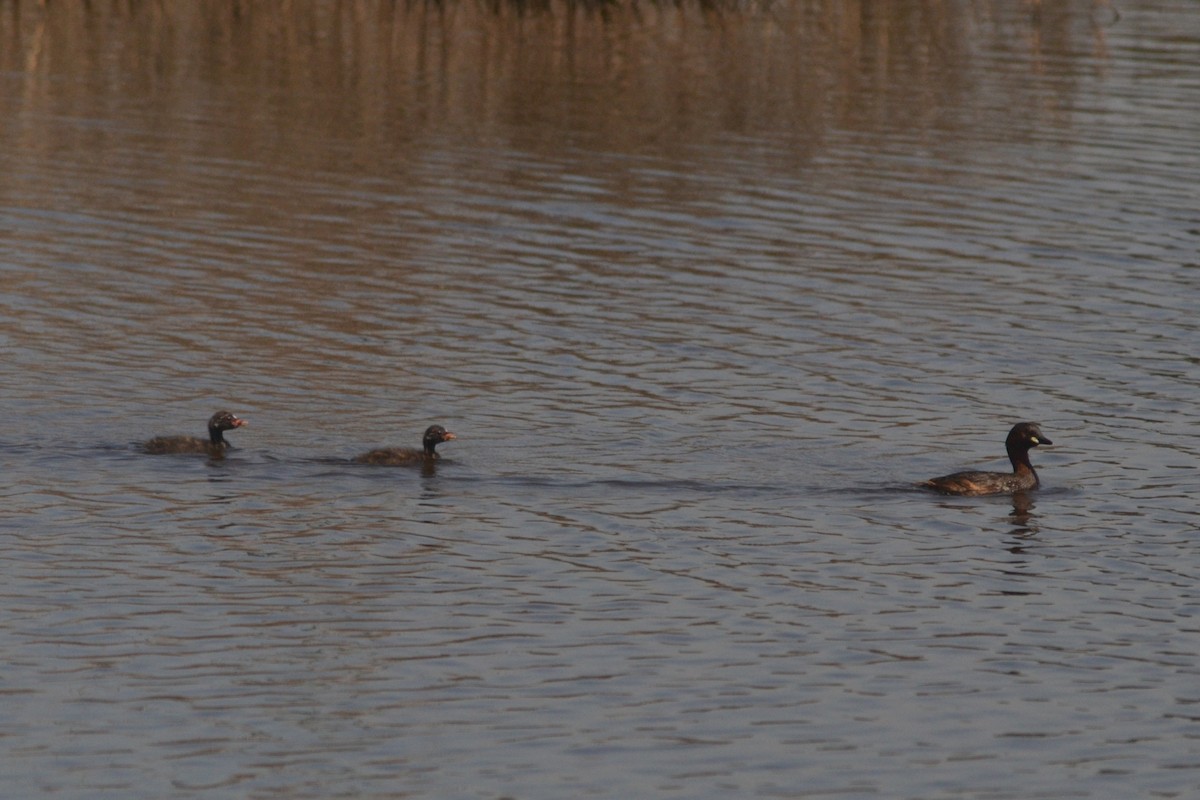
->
1;0;1113;169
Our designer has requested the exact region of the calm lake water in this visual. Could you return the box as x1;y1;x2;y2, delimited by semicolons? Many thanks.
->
1;1;1198;797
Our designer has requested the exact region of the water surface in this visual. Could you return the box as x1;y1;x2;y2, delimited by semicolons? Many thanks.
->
1;1;1199;798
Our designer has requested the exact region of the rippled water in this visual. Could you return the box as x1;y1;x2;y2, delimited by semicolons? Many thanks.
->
2;1;1199;798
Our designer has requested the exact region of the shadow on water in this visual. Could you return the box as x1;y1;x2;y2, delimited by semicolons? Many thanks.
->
484;475;793;495
1006;490;1040;538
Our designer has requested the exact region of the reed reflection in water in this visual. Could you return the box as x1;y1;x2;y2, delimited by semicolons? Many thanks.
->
1;1;1199;799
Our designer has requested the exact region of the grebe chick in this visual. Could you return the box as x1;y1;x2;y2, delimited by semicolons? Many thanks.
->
355;424;456;466
144;410;247;456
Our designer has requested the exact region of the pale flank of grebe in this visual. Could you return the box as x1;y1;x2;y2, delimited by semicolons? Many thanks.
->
355;424;457;466
143;410;248;456
921;422;1052;496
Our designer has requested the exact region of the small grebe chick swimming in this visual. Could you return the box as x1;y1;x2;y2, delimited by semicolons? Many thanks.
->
144;410;248;457
355;424;457;466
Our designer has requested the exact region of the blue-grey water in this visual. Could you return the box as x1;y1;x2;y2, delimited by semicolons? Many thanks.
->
1;1;1198;798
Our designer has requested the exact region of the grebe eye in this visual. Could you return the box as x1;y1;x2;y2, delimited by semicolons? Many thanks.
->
1029;436;1040;444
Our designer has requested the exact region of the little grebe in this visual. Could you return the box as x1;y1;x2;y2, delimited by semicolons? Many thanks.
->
922;422;1052;496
